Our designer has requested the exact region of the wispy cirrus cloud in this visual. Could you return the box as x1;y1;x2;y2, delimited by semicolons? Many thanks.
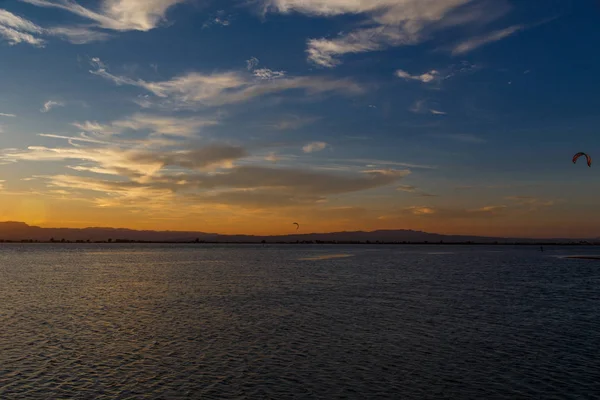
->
452;25;523;55
429;109;447;115
8;148;411;212
0;9;110;45
401;204;507;218
41;100;65;113
37;166;410;200
396;69;440;83
1;143;248;178
260;0;512;67
396;61;480;86
0;113;16;118
73;113;219;140
306;26;413;68
46;26;111;44
302;141;328;153
397;185;417;193
0;9;45;46
339;158;437;170
90;57;364;109
20;0;187;32
397;185;437;197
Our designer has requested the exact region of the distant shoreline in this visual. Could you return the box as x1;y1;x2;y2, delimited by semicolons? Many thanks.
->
1;241;599;246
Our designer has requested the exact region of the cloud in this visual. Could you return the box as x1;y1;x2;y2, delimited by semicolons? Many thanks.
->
330;158;436;170
18;157;411;213
128;145;247;171
307;26;415;68
0;113;16;117
409;100;446;115
41;100;65;113
261;0;511;67
452;25;523;55
3;146;158;177
3;124;412;207
196;189;324;209
0;9;45;46
505;196;557;210
0;9;112;46
265;152;280;162
397;185;417;193
46;26;111;44
303;141;328;153
402;204;507;218
396;61;480;86
203;10;232;29
406;206;437;215
1;143;248;178
397;185;436;197
90;57;107;70
253;68;286;80
246;57;260;70
20;0;187;32
212;17;230;26
269;115;320;131
73;113;219;140
396;69;440;83
475;205;507;213
33;114;220;156
90;59;364;109
385;197;557;223
41;166;410;197
410;99;426;113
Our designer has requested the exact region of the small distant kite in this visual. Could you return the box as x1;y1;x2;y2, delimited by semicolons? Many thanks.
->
573;152;592;167
293;222;299;231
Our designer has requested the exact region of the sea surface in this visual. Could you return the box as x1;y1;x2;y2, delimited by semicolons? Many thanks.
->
0;244;599;399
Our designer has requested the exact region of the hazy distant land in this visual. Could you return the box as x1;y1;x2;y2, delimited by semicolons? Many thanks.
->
0;221;597;245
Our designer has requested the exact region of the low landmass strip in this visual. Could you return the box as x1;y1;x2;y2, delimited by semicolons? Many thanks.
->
0;222;598;245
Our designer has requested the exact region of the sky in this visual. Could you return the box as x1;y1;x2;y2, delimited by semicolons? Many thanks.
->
0;0;599;238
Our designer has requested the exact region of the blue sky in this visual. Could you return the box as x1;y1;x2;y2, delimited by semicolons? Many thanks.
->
0;0;599;237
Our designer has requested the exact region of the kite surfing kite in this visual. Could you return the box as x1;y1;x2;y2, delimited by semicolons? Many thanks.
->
573;152;592;167
293;222;299;231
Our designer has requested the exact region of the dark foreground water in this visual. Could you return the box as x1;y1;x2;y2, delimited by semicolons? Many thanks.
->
0;244;599;399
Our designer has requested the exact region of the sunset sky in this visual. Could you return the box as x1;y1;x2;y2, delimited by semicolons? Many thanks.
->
0;0;599;237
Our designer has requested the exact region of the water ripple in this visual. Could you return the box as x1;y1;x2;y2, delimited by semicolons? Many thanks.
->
0;244;599;398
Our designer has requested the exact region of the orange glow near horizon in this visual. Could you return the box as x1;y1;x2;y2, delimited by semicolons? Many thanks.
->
1;193;597;239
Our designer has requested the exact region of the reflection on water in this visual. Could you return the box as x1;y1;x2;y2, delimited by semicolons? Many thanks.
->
1;244;599;399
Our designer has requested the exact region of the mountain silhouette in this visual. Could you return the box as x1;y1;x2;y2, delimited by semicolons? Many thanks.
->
0;221;593;244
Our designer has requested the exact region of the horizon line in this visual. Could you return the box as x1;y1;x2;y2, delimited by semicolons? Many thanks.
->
0;221;596;241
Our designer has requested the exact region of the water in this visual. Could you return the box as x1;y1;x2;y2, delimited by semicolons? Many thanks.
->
0;244;599;399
